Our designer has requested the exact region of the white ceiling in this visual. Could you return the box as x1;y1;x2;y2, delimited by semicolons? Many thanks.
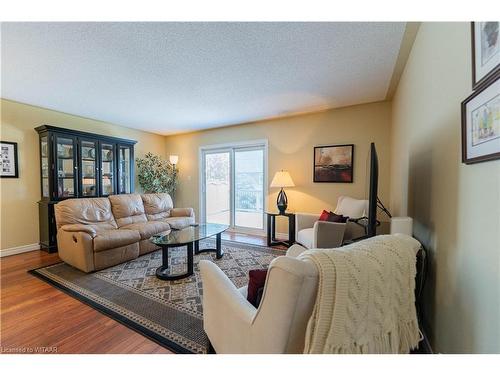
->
1;22;406;135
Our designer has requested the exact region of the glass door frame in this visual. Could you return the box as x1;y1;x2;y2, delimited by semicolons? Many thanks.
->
98;141;117;196
199;139;268;235
77;136;100;198
53;133;78;199
117;143;135;194
39;134;53;199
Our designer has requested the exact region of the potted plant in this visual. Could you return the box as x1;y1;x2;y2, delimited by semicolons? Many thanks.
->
136;152;178;197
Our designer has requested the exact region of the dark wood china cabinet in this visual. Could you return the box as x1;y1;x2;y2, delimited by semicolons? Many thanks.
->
36;125;137;253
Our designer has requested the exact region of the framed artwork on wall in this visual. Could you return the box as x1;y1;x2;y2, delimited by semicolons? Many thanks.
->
461;70;500;164
471;22;499;90
313;144;354;183
0;141;19;178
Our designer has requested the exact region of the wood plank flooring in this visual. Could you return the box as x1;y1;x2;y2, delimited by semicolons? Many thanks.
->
0;232;275;354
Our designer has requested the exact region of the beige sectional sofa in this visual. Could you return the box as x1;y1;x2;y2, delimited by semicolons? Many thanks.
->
54;193;195;272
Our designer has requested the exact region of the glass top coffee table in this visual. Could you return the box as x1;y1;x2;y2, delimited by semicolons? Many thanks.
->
150;223;228;280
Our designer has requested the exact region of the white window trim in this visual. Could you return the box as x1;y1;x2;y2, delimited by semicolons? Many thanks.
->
199;139;269;235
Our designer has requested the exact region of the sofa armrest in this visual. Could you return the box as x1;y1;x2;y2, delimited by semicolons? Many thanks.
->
295;212;320;239
199;260;255;353
170;207;195;218
57;229;95;272
312;221;346;248
286;244;307;258
60;224;97;238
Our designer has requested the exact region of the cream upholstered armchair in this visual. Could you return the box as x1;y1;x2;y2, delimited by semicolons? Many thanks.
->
199;244;318;354
295;196;368;249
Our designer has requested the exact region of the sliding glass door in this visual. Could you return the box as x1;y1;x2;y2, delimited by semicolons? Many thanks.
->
201;142;266;232
234;148;264;229
204;150;231;225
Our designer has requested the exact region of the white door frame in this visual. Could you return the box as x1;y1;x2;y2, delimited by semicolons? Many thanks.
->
199;139;268;235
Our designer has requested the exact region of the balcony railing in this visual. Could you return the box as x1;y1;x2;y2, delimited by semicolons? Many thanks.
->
235;189;263;211
206;186;264;229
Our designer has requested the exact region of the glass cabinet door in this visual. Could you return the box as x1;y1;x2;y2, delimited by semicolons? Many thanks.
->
40;136;50;198
79;139;98;197
118;145;132;194
55;136;77;198
100;142;116;196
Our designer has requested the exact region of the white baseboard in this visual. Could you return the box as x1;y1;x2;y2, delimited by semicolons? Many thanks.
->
0;243;41;258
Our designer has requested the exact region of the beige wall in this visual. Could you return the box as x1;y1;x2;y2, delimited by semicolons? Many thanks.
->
165;101;392;232
0;99;167;251
390;23;500;353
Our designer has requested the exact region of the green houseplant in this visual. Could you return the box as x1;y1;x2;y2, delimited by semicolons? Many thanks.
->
136;152;178;196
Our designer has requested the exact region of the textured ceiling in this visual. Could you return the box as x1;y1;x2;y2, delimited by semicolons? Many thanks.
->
1;22;406;135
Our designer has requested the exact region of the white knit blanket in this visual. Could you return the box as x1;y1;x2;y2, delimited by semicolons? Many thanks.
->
299;234;421;354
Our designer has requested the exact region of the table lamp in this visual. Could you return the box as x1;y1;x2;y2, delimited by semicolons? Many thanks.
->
169;155;179;166
270;170;295;214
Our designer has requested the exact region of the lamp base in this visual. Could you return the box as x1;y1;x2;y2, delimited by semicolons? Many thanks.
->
276;188;288;214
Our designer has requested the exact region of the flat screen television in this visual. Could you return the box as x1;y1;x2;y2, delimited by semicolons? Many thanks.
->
367;142;378;237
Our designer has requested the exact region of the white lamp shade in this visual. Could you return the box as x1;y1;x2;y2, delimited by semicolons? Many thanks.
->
169;155;179;165
270;170;295;188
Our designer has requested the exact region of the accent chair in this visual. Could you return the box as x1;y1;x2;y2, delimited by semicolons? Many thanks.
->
199;244;317;354
295;195;368;249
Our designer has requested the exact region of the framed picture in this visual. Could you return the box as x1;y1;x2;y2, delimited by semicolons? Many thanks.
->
461;71;500;164
313;144;354;183
472;22;499;89
0;141;19;178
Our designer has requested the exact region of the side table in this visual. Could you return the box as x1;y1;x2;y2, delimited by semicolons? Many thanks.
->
266;211;295;247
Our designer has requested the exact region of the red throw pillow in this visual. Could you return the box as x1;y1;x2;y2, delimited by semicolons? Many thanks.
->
318;210;330;221
319;210;348;223
247;269;268;307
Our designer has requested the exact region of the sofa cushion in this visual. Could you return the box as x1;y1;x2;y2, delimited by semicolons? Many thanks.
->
297;228;314;249
109;194;147;227
163;216;195;230
54;197;117;230
170;207;195;218
141;193;174;221
93;229;141;252
121;221;171;240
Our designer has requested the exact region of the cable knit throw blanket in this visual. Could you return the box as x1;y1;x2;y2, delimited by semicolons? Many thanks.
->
299;234;421;354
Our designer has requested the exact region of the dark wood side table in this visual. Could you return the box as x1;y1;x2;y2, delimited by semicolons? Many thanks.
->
266;211;295;247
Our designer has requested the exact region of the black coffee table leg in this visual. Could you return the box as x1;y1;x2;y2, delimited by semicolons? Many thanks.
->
162;245;169;268
156;243;194;280
193;232;224;259
187;242;194;275
215;232;223;259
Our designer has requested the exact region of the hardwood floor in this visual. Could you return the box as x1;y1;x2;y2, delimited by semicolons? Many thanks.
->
0;232;279;354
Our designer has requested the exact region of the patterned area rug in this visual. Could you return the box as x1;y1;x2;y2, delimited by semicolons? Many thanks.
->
29;239;283;354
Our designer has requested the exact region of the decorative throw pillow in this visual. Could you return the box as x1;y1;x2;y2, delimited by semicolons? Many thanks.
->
247;269;268;308
319;210;349;223
328;212;349;223
318;209;331;221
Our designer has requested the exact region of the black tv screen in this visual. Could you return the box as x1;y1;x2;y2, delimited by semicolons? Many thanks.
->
367;142;378;237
